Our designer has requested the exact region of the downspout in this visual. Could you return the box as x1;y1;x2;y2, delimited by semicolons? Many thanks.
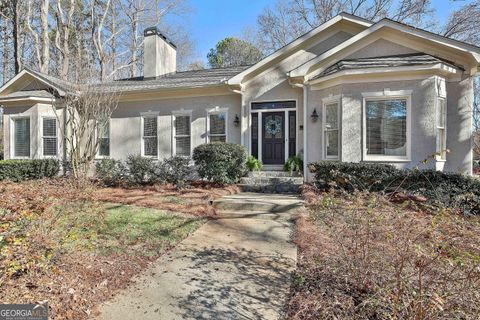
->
290;81;308;182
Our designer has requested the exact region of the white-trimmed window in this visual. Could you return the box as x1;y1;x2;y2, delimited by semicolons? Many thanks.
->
142;116;158;157
323;99;340;159
208;109;227;143
363;91;411;161
436;97;447;160
42;117;57;157
13;117;30;158
97;121;110;157
174;114;191;156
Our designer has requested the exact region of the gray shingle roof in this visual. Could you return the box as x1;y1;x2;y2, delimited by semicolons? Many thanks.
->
311;54;460;80
23;66;249;94
0;89;55;100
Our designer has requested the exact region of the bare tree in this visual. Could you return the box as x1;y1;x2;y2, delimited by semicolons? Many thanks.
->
256;0;433;53
25;0;50;73
58;84;119;177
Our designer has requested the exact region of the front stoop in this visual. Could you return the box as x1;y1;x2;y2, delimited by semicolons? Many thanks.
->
238;171;303;194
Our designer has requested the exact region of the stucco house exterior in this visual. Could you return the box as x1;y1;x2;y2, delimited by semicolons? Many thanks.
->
1;13;480;181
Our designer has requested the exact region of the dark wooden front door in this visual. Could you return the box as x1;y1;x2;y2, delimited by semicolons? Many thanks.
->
262;112;285;165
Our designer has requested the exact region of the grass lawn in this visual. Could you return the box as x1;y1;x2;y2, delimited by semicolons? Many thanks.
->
287;185;480;320
0;178;227;319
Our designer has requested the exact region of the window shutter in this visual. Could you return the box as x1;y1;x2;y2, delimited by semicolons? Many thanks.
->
14;118;30;157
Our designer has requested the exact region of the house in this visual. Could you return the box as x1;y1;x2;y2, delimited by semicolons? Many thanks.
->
1;13;479;181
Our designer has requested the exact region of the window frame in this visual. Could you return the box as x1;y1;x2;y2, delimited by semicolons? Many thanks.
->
10;116;31;159
362;90;412;162
41;117;58;158
435;79;447;161
322;96;341;160
141;113;159;158
206;107;228;143
172;110;192;157
96;119;110;159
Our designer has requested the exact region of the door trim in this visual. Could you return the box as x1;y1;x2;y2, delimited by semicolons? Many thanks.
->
250;101;298;164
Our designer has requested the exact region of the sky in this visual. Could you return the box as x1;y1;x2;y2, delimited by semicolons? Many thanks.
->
187;0;466;63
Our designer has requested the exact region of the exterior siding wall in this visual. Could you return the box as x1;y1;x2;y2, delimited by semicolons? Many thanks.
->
110;94;241;160
305;76;473;180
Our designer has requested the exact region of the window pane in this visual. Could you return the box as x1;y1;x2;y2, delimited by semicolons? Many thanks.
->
210;135;226;143
143;117;157;137
437;99;446;128
43;118;56;137
98;122;109;139
437;128;446;160
144;137;158;156
14;118;30;157
43;138;57;156
366;99;407;156
210;113;226;135
326;130;338;157
325;103;338;129
176;136;191;156
99;138;110;156
175;116;190;136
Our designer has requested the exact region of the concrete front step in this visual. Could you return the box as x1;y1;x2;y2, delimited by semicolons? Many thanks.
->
238;183;301;194
247;171;302;178
240;171;303;194
213;193;304;214
239;177;304;185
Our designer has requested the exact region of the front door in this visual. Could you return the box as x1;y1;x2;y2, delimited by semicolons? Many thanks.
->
262;112;285;165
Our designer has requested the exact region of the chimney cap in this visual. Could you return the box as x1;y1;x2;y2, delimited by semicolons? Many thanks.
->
143;27;177;49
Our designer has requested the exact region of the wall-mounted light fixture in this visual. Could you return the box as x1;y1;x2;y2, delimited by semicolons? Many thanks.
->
234;114;240;126
311;108;319;122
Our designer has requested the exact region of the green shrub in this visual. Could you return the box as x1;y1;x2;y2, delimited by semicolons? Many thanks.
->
284;156;304;174
246;156;262;171
309;161;480;215
193;143;247;184
0;159;60;182
125;155;157;185
96;158;126;187
160;156;191;189
309;161;399;192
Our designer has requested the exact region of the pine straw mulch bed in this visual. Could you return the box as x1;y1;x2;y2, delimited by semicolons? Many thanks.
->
0;178;236;319
287;184;480;320
93;181;239;217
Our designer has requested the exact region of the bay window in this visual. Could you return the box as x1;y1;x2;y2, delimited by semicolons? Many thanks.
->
363;93;410;161
436;97;447;160
13;117;30;158
42;118;57;157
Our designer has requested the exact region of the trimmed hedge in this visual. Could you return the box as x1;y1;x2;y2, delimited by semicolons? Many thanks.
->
309;161;480;215
193;143;247;184
0;159;60;182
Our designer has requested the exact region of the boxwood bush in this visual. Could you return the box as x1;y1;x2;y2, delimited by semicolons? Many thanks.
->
309;161;480;215
95;158;126;187
0;159;60;182
193;143;247;184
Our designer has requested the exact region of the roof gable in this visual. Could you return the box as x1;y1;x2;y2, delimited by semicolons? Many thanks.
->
0;68;69;97
290;19;480;79
227;13;372;85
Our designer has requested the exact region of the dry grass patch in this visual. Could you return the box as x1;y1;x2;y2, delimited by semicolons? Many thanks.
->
94;181;239;216
287;185;480;320
0;179;209;319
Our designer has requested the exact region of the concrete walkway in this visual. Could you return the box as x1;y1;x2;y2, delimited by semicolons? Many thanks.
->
95;193;302;320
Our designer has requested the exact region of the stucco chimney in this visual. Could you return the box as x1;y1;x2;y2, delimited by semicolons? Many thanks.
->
143;27;177;78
